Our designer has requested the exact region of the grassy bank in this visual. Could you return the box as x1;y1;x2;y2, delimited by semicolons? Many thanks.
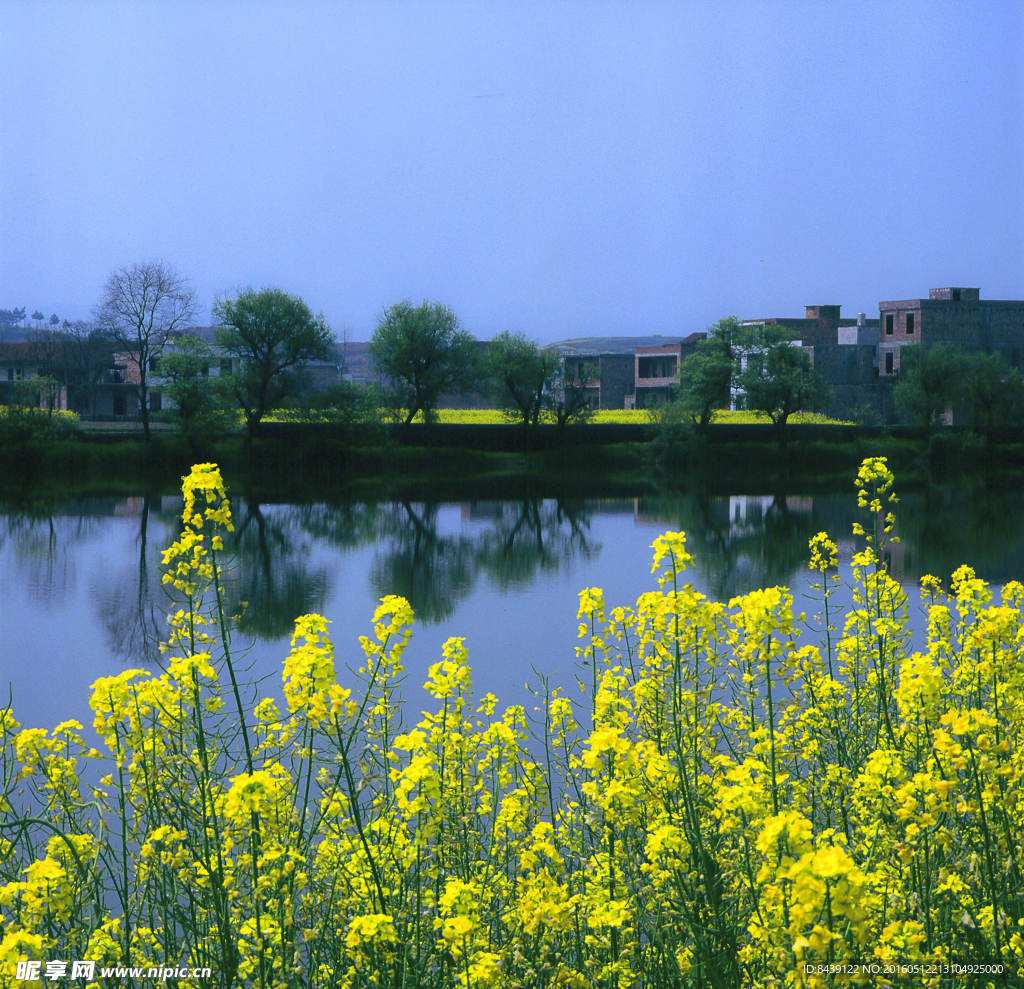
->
1;421;1022;502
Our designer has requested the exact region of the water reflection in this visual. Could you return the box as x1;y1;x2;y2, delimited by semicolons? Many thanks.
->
92;495;166;664
475;500;598;590
229;499;334;639
0;505;103;607
294;498;598;624
4;478;1024;671
892;485;1024;586
635;492;831;600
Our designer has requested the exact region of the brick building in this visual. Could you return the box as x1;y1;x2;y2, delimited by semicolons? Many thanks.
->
878;287;1024;378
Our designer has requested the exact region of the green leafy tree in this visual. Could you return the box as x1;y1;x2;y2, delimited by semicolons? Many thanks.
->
213;287;334;438
277;379;380;427
27;326;67;416
485;331;556;426
157;335;232;441
736;324;831;442
961;351;1024;439
543;354;597;426
368;299;477;425
94;261;198;442
675;316;739;431
894;343;968;431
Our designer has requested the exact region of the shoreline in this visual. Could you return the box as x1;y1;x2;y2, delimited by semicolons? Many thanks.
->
0;422;1021;503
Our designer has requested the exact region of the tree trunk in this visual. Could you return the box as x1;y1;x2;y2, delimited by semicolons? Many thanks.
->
139;380;151;443
774;412;789;451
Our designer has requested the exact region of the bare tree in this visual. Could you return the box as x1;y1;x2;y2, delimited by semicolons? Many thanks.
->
94;261;198;440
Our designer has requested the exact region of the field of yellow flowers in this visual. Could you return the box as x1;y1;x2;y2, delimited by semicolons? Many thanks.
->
399;409;851;425
0;459;1020;987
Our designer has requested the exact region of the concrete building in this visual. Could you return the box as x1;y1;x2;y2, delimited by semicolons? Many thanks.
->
629;332;706;408
108;326;346;417
739;305;892;422
588;353;635;410
0;342;70;409
742;304;880;345
878;287;1024;378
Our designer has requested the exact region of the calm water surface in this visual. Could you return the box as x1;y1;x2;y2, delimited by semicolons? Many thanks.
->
3;479;1024;734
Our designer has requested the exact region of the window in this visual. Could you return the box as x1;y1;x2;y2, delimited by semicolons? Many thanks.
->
952;289;961;302
112;392;127;416
149;392;162;412
906;312;915;334
885;314;894;335
149;357;159;373
885;352;894;374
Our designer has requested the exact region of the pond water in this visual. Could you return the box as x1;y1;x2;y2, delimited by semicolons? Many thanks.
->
2;476;1024;735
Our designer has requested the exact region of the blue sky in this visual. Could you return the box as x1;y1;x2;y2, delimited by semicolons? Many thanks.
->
1;0;1021;343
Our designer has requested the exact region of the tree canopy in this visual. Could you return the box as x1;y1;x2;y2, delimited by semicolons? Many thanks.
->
368;300;477;425
961;351;1024;439
893;343;968;431
544;355;597;427
485;331;556;427
158;335;233;441
0;308;26;332
735;324;831;439
674;316;739;431
213;287;334;437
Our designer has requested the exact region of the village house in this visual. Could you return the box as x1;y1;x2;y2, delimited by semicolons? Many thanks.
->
739;305;889;422
625;332;706;408
878;287;1024;378
583;353;635;410
0;341;71;410
110;326;346;418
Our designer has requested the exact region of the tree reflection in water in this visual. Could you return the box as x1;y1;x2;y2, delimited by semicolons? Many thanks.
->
293;499;598;625
475;499;596;590
226;498;333;641
93;495;167;667
894;483;1024;586
45;476;1024;671
367;503;478;624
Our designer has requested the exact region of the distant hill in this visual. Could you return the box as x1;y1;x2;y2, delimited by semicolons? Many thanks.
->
545;335;686;354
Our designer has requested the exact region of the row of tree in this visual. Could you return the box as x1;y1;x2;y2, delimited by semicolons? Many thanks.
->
894;343;1024;437
0;308;63;331
3;263;598;441
12;265;1020;442
368;304;597;428
664;316;1024;439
